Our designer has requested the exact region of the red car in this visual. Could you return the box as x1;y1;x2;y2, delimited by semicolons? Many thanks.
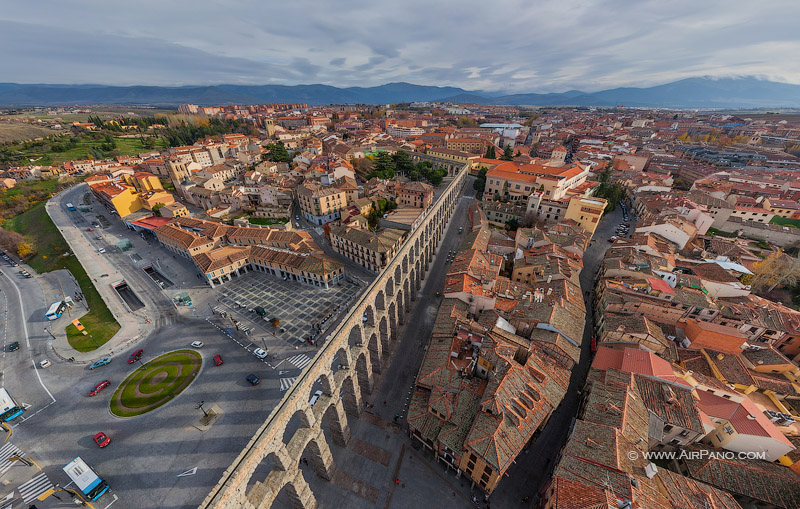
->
213;354;223;366
87;227;94;232
89;380;110;396
128;349;143;364
93;432;111;448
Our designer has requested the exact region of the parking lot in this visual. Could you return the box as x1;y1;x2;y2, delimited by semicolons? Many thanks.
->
215;271;362;347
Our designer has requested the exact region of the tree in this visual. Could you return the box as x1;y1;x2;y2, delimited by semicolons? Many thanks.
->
152;203;166;217
391;151;414;175
369;152;396;179
500;145;514;161
505;218;520;231
17;241;34;259
746;249;800;293
0;228;24;254
473;167;488;197
263;142;293;163
484;145;496;159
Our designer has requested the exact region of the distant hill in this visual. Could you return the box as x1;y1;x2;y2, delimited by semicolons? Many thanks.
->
0;77;798;108
438;77;800;108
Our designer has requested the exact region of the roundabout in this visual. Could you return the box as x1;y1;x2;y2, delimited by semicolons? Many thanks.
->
110;349;202;417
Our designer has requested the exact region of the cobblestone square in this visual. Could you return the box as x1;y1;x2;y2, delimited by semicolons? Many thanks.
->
215;271;363;346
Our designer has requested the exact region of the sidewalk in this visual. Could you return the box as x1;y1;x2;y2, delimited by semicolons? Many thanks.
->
45;185;155;362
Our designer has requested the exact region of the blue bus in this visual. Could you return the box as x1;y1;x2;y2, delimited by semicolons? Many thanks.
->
0;388;24;421
45;301;67;320
63;457;110;501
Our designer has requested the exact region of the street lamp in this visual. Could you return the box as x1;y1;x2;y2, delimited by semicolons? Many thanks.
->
196;401;208;417
261;336;268;352
44;327;56;340
89;334;100;349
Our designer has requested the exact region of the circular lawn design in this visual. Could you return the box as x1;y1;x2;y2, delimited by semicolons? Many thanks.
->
110;349;202;417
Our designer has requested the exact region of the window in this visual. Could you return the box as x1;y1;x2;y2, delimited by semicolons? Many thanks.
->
469;454;477;463
679;430;690;438
663;424;673;433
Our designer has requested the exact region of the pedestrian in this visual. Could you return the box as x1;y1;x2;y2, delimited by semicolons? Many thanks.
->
395;478;399;485
522;496;530;503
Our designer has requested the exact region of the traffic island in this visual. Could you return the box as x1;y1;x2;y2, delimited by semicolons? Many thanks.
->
195;404;223;431
110;349;202;417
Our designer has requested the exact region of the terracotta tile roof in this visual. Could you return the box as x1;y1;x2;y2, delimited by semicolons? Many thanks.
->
695;390;793;446
546;477;616;508
682;444;800;508
635;375;705;434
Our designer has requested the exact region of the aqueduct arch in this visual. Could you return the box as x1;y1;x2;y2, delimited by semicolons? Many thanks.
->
201;165;468;509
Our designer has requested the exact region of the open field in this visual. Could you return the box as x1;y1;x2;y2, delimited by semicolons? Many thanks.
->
770;216;800;228
0;123;62;143
5;107;174;123
110;349;202;417
2;134;168;166
4;202;120;351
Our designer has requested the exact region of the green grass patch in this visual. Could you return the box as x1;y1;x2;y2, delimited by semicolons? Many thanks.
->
2;134;168;166
770;216;800;228
4;202;120;352
248;217;288;226
110;350;202;417
706;227;738;238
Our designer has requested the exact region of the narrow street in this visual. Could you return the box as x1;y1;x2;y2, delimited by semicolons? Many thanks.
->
482;202;625;508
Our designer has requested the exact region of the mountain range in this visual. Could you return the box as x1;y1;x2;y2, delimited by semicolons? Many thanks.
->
0;77;799;109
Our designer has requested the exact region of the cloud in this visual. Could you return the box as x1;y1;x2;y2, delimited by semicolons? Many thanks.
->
0;0;798;92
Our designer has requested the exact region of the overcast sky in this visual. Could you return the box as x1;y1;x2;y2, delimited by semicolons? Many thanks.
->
2;0;799;92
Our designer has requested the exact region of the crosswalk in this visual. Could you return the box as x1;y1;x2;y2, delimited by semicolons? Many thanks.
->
0;443;23;474
280;377;297;391
285;354;312;370
17;472;53;503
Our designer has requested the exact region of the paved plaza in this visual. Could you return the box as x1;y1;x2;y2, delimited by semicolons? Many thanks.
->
215;271;363;347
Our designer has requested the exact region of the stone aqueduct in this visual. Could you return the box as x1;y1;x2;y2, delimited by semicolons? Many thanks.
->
201;167;469;508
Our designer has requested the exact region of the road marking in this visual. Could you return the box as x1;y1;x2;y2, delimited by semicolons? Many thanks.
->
0;272;56;408
17;472;53;503
177;467;197;477
280;377;297;391
285;354;312;370
103;493;119;508
0;442;23;474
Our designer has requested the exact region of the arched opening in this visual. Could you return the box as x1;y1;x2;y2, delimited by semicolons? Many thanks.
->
282;409;313;447
388;302;398;341
375;290;386;311
347;324;363;348
385;276;394;296
339;374;363;417
355;351;373;396
368;332;382;373
363;305;376;328
379;315;390;352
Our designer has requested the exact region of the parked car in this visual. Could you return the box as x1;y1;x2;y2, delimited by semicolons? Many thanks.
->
252;348;268;359
39;360;51;369
93;432;111;448
190;341;204;348
89;380;110;396
246;374;260;386
608;236;617;242
309;390;323;407
89;357;112;370
7;341;19;352
213;354;223;366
